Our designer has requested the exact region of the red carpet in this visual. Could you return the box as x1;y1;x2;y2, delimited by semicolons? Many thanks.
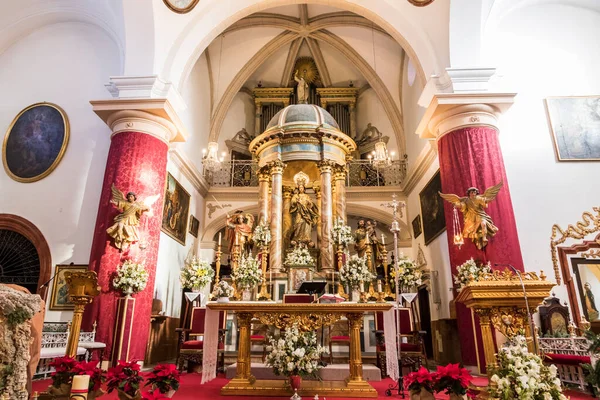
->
33;373;595;399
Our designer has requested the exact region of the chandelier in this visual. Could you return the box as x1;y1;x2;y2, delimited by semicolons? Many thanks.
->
372;139;392;169
202;142;223;172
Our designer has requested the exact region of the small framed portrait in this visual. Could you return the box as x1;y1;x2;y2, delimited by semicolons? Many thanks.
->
162;0;199;13
412;215;422;239
162;173;191;245
189;215;199;237
49;264;88;310
419;170;446;245
3;102;69;183
571;258;600;324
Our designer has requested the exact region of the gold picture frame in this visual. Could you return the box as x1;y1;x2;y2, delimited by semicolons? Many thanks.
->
161;172;191;245
162;0;199;14
49;264;88;310
3;102;70;183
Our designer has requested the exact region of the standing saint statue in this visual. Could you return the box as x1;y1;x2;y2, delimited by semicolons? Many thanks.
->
439;181;503;250
366;220;385;263
289;172;319;245
294;69;309;104
226;211;254;255
354;219;367;258
107;184;159;251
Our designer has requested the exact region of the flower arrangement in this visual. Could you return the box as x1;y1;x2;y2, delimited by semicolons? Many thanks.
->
284;246;315;267
339;255;375;289
253;220;271;248
331;217;354;247
231;255;262;289
48;356;78;389
113;260;149;296
72;361;106;394
265;325;327;378
107;360;144;398
144;364;180;396
390;255;423;291
433;363;473;397
404;366;435;396
212;280;234;299
180;256;215;291
490;335;567;400
453;258;491;291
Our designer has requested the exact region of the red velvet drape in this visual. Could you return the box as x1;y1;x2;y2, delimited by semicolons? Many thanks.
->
83;131;168;363
438;126;524;370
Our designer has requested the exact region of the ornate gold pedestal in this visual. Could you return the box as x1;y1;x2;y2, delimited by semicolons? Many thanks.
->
63;271;100;358
208;302;392;397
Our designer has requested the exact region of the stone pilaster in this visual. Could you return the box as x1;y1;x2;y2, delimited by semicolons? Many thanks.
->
318;160;335;271
333;165;347;222
257;167;270;224
268;160;285;273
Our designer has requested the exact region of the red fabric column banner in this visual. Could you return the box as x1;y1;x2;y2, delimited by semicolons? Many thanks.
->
83;131;168;362
437;126;525;372
111;296;136;365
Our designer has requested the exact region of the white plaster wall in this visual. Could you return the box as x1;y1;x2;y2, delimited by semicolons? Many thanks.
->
219;92;256;151
0;22;122;321
402;58;427;164
356;88;399;153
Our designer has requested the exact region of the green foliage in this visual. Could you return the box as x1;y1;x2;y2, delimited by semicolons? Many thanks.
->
7;308;33;326
582;359;600;397
584;330;600;354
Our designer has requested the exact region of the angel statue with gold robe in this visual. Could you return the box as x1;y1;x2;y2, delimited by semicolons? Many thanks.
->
439;181;503;250
226;211;255;256
107;184;159;251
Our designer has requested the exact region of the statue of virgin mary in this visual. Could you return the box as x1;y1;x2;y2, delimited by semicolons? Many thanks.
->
289;172;319;244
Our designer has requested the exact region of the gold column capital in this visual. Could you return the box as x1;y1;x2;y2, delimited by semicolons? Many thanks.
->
282;185;294;198
313;184;321;197
258;168;271;182
267;159;286;175
333;164;347;181
317;159;336;174
347;312;363;329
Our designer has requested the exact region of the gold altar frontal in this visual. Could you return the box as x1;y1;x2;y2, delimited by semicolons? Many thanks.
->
208;302;393;398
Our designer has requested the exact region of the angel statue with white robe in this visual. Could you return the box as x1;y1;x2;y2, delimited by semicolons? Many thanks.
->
107;184;159;251
439;181;503;250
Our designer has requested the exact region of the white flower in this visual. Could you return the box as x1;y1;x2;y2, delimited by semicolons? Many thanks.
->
112;260;148;294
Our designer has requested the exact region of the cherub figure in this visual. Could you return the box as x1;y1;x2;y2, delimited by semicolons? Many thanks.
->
107;184;159;251
439;181;503;250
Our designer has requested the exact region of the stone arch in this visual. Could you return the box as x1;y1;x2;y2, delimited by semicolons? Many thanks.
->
0;214;52;298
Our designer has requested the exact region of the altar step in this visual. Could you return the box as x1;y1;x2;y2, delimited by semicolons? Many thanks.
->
225;362;382;381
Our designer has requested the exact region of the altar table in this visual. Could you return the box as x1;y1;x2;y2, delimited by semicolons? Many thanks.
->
207;301;393;398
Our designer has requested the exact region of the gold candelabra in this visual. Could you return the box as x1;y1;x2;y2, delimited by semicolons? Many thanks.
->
63;271;100;357
210;245;223;300
381;247;394;300
336;244;348;299
258;245;271;300
232;243;242;300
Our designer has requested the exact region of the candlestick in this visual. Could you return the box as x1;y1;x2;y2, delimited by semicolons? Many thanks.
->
71;375;90;399
218;232;222;246
381;233;385;245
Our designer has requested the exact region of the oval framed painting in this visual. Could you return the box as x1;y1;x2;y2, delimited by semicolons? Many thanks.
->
163;0;199;14
2;102;70;183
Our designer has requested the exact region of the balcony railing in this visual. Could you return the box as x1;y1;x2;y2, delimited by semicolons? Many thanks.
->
203;158;408;188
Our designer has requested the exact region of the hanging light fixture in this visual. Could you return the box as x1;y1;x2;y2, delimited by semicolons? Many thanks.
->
452;207;464;248
370;23;391;169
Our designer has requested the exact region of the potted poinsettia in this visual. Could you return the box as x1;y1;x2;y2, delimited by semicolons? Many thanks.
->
107;360;144;400
72;361;106;400
144;364;180;398
48;356;78;395
404;366;435;400
142;391;168;400
433;363;473;400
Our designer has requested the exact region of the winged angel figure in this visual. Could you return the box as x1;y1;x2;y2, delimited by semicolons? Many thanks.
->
439;181;503;250
107;184;160;251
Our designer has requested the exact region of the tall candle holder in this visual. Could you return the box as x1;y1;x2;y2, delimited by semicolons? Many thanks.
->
336;244;348;299
63;271;100;358
381;247;394;300
210;244;223;300
258;245;271;300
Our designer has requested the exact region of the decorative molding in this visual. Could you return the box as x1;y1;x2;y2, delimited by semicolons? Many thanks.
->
445;67;497;93
207;203;232;219
582;249;600;259
104;75;187;113
168;148;209;196
306;38;332;87
205;48;215;117
299;4;308;26
239;87;253;97
401;141;437;195
109;111;177;144
280;38;303;87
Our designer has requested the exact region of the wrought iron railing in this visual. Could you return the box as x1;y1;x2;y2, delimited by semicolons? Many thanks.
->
203;158;408;187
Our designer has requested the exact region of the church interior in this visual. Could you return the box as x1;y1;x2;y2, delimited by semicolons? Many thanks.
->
1;1;600;399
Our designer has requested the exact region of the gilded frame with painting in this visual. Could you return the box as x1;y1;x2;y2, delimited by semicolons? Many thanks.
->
161;173;191;245
49;264;88;310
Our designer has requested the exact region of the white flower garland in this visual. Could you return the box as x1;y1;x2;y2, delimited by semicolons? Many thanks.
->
331;217;354;247
180;256;215;290
112;260;149;295
212;280;234;298
390;255;422;290
265;325;327;377
253;221;271;248
284;246;315;267
454;258;491;291
231;255;262;289
490;335;567;400
339;255;375;289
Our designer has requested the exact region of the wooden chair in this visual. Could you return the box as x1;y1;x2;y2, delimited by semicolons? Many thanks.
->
176;307;227;372
328;319;350;364
374;308;427;377
249;320;268;362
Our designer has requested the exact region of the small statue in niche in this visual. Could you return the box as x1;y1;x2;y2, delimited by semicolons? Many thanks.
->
294;69;309;104
231;128;253;144
226;210;254;255
107;184;159;251
356;123;383;144
289;172;319;245
354;219;367;258
366;220;385;264
439;181;503;250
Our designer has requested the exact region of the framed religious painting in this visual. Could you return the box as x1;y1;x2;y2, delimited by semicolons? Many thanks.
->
161;172;190;245
162;0;199;13
571;258;600;325
419;170;446;245
3;102;70;183
412;215;422;239
49;264;88;310
189;215;199;237
545;96;600;161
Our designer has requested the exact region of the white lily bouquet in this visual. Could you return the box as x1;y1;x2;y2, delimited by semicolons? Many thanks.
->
253;221;271;248
265;325;327;378
212;280;234;298
454;258;492;291
339;255;375;289
390;255;422;291
284;246;315;267
113;259;149;296
231;255;262;289
180;256;215;291
490;335;566;400
331;216;354;247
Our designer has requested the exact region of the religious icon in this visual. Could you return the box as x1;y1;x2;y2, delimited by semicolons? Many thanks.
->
107;184;159;251
226;210;254;255
289;172;319;245
294;70;309;104
354;219;367;258
584;282;599;321
439;181;503;250
366;220;385;263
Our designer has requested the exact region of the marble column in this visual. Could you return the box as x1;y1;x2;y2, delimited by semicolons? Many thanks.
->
333;164;347;222
314;184;322;245
349;102;357;140
83;104;181;362
282;186;294;251
257;167;270;224
268;160;285;273
319;160;335;271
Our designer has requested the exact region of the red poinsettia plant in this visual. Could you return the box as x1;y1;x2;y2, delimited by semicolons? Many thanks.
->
72;361;106;392
48;356;79;388
433;363;474;396
144;364;180;394
106;360;144;397
142;391;168;400
404;366;435;394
